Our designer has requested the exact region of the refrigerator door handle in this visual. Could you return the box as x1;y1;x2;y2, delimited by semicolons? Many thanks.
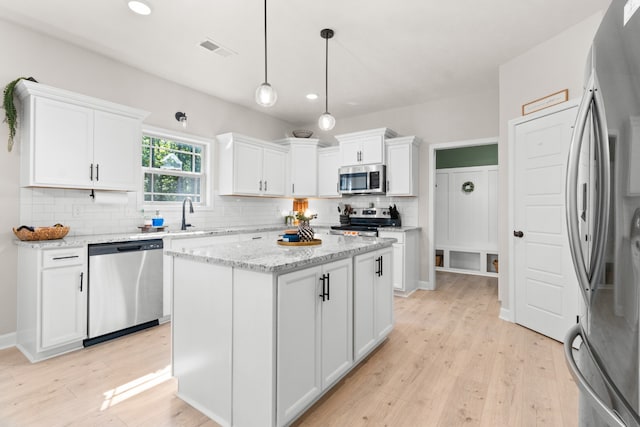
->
564;324;627;427
589;76;611;287
567;71;597;305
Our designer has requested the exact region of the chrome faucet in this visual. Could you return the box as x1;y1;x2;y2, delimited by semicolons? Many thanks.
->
181;197;194;230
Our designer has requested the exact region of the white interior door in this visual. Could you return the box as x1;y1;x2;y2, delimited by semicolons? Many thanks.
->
513;106;580;342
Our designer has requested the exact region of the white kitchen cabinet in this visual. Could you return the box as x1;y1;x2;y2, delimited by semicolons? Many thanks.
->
318;146;341;197
17;246;87;362
385;136;420;196
277;258;352;426
16;80;148;191
276;138;321;198
336;128;397;166
378;229;420;296
217;132;286;196
353;247;393;361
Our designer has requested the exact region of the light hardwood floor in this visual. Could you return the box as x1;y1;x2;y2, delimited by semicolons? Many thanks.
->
0;272;577;426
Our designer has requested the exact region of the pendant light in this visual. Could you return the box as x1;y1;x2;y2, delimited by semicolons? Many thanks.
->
255;0;277;107
318;28;335;131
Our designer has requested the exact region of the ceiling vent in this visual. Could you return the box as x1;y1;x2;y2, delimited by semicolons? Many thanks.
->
199;38;236;57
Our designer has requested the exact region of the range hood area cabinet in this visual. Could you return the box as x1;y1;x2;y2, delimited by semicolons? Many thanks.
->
336;127;398;166
318;146;341;198
217;132;287;197
276;137;325;198
385;136;420;197
16;80;149;191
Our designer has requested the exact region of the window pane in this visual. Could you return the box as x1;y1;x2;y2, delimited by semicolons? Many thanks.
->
142;133;205;205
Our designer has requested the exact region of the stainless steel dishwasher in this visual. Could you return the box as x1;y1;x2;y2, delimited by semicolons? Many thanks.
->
85;239;163;346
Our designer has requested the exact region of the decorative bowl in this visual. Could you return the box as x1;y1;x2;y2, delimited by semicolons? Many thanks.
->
292;130;313;138
13;224;70;241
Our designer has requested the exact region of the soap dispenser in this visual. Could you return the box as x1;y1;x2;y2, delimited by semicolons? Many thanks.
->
152;210;164;227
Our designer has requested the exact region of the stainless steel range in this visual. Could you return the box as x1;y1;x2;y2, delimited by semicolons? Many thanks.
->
330;206;400;237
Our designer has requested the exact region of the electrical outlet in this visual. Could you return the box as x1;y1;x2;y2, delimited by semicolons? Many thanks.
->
72;205;82;217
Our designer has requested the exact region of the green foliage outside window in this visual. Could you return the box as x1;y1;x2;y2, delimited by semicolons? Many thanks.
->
142;135;204;203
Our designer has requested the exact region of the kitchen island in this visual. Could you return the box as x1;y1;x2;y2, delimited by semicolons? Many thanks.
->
166;234;395;427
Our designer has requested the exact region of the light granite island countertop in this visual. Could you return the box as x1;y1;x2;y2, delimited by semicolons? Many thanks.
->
165;233;395;274
167;234;395;427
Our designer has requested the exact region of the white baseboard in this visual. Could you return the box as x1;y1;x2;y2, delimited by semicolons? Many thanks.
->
418;280;435;291
499;307;514;323
0;331;16;350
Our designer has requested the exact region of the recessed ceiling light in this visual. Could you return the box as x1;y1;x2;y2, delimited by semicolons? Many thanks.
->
128;0;152;15
306;93;319;100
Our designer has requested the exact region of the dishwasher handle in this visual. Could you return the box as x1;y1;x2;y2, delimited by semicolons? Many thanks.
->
117;245;143;252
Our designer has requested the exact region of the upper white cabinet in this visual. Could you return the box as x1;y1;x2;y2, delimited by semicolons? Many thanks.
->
217;133;286;196
16;80;148;191
318;146;341;198
336;128;397;166
385;136;420;197
277;138;322;198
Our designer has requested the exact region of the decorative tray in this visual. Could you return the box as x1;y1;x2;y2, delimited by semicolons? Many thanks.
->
13;225;70;241
277;239;322;246
138;225;167;233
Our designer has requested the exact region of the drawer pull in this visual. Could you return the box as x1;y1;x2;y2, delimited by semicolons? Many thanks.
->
52;255;80;261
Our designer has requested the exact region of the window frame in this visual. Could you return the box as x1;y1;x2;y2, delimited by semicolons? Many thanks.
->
141;125;212;209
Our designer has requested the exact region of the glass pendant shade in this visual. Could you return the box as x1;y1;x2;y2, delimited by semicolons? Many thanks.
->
255;82;277;107
318;112;335;131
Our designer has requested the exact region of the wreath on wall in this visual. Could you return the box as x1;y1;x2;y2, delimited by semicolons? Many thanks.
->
461;181;475;193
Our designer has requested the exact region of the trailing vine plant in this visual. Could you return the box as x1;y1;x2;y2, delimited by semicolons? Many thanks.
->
3;76;37;152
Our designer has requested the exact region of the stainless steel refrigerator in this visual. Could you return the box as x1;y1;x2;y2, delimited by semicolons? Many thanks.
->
564;0;640;425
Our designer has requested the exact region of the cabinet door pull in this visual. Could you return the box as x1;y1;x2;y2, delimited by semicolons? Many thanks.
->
80;272;84;292
259;180;263;191
264;180;267;192
292;183;295;194
318;275;326;301
375;256;382;277
387;180;390;192
52;255;80;261
96;164;99;181
380;256;384;276
90;163;94;181
326;273;330;301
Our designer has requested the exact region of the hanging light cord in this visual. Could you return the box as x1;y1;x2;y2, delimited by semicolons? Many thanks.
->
324;33;329;113
263;0;268;83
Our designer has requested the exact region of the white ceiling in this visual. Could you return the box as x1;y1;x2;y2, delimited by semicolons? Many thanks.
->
0;0;609;126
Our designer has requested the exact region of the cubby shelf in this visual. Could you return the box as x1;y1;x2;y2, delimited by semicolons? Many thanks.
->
435;247;498;277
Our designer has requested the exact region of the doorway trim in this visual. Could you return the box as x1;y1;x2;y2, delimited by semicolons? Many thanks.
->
427;137;498;291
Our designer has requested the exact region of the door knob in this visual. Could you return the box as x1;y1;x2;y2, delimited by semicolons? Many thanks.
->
513;230;524;238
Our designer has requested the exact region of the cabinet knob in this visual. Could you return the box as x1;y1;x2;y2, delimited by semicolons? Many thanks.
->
513;230;524;238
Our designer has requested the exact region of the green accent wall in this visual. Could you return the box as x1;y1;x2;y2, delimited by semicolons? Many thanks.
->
436;144;498;169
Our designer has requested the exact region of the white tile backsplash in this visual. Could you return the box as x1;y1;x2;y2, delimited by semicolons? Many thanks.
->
19;188;419;236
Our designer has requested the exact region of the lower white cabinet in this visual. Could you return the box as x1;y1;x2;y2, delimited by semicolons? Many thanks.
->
277;258;353;426
378;229;420;296
17;246;87;362
353;247;393;361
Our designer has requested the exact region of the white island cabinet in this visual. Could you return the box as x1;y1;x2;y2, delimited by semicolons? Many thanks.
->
168;235;394;427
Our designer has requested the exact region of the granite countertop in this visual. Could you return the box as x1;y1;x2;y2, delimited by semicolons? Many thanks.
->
166;234;395;274
13;224;288;249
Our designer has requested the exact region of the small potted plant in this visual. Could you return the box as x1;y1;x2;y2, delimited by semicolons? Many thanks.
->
295;211;317;242
3;76;37;152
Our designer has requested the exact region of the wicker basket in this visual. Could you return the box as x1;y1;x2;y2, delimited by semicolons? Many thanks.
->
13;225;70;241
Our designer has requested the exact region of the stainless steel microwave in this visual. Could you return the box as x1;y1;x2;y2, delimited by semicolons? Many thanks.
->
339;164;386;195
